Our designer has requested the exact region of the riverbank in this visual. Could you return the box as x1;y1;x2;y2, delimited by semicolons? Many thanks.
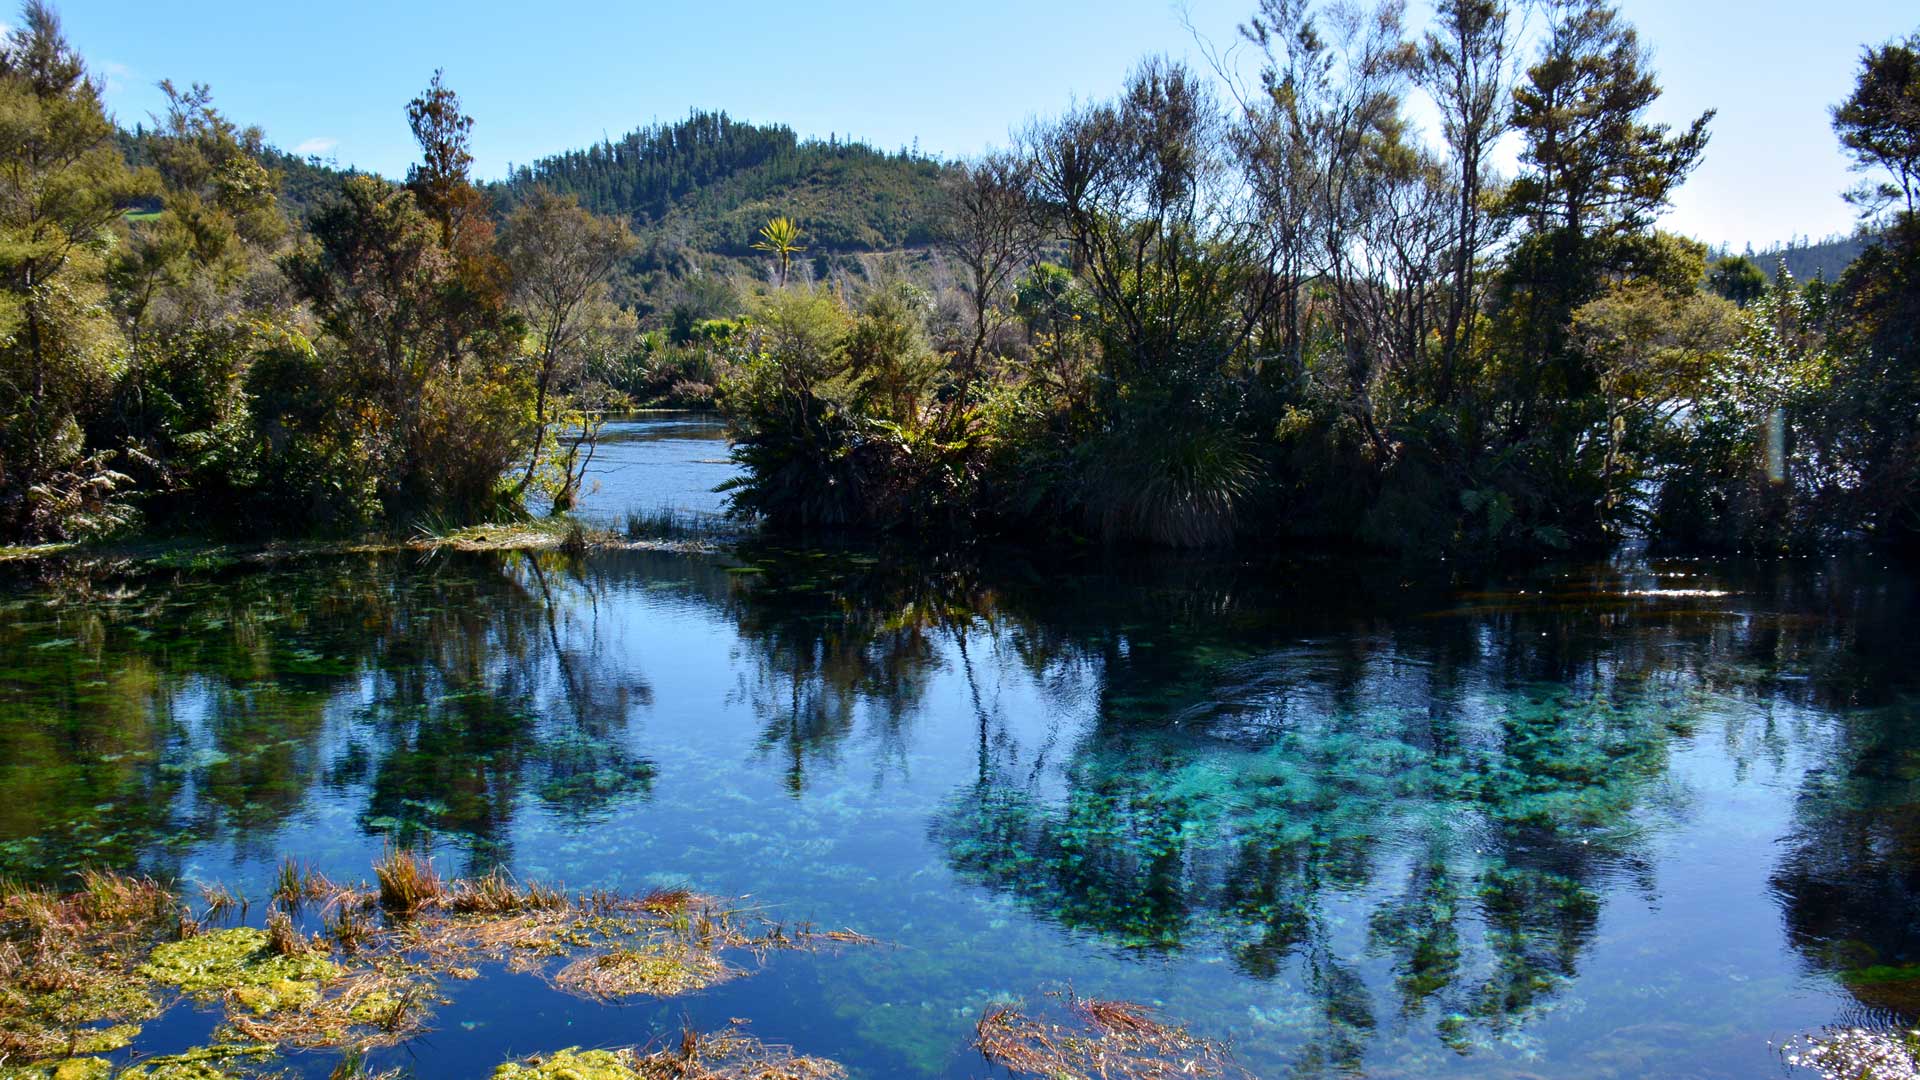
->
0;515;746;574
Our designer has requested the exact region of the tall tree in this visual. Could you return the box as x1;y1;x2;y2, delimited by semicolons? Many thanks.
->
1827;32;1920;546
939;151;1037;419
104;81;287;515
1419;0;1513;401
405;69;480;245
0;0;152;537
1832;33;1920;221
498;188;638;505
1496;0;1712;445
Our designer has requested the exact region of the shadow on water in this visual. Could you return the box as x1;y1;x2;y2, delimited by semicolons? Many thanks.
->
0;544;1916;1076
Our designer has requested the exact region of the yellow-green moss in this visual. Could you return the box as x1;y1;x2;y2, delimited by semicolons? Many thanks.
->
0;1059;113;1080
120;1042;278;1079
140;929;339;1004
491;1047;640;1080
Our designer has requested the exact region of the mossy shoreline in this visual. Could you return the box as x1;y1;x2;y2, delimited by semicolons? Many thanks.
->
0;517;738;573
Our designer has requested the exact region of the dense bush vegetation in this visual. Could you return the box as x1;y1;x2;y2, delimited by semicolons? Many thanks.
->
715;2;1920;557
0;7;634;539
1;0;1915;559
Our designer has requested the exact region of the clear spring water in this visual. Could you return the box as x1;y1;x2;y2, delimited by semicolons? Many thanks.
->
0;417;1915;1078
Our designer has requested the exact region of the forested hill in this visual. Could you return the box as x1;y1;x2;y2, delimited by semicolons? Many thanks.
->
498;111;951;254
1718;234;1871;283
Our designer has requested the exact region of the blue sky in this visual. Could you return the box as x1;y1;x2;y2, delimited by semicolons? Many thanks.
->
38;0;1919;250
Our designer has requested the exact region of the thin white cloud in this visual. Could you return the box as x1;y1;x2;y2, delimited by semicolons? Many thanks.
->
293;137;339;157
98;60;133;84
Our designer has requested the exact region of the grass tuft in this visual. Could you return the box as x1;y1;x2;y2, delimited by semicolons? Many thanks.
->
372;845;444;916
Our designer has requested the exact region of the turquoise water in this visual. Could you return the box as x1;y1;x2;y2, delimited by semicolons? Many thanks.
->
0;418;1916;1078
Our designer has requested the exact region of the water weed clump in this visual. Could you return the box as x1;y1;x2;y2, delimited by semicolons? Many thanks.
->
0;873;177;1061
551;943;739;1000
492;1022;844;1079
140;927;345;1026
0;1042;280;1079
0;855;875;1073
220;967;430;1050
973;993;1243;1080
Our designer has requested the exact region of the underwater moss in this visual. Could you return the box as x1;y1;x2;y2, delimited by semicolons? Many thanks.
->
1840;964;1920;1016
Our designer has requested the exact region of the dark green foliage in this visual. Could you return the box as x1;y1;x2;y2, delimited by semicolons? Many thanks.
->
1827;217;1920;545
1708;255;1767;305
503;111;950;255
1831;31;1920;221
5;0;1920;561
0;35;655;542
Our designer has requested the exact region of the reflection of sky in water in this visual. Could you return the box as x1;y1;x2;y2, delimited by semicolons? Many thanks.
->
0;551;1915;1078
569;412;737;523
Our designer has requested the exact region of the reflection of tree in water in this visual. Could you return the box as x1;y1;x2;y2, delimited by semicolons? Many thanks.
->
0;552;657;878
719;549;993;794
1762;566;1920;1023
702;551;1920;1069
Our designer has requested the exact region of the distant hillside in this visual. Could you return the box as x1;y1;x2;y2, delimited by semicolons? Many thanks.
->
500;111;952;255
115;110;956;317
260;147;368;222
1716;234;1871;283
117;126;365;223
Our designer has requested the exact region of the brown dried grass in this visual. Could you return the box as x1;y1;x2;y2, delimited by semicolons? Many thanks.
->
0;872;177;1061
372;846;444;915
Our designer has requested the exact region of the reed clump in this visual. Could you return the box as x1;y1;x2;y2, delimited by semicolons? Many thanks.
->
447;869;567;916
371;847;444;916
